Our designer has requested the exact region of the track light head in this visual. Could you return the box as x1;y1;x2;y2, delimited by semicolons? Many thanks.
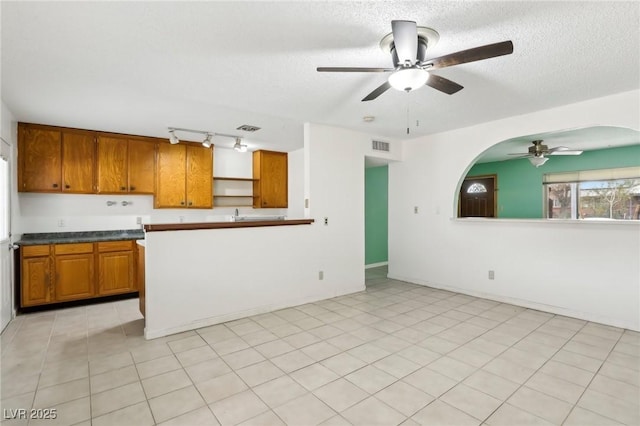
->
202;133;213;148
233;137;247;153
168;129;179;145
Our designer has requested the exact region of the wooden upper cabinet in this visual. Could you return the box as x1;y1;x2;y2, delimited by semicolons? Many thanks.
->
155;143;212;208
128;140;156;194
97;136;128;193
62;131;95;193
19;124;62;192
19;123;95;193
155;143;187;208
253;150;288;208
186;145;213;208
97;136;156;194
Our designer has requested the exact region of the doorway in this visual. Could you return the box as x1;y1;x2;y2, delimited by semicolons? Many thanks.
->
459;175;497;218
0;138;12;332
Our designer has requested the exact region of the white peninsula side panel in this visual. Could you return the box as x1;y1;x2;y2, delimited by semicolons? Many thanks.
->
144;224;362;338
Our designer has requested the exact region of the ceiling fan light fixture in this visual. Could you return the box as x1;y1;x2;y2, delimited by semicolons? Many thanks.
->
388;68;429;92
529;156;549;167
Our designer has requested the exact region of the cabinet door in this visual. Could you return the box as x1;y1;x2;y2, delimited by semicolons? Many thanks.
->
257;151;288;208
62;131;95;193
186;145;213;208
155;143;187;208
98;251;135;295
97;136;128;193
55;254;95;301
128;140;156;194
21;257;51;307
19;125;61;192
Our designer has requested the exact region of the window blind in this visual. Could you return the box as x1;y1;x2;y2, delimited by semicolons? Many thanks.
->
543;166;640;184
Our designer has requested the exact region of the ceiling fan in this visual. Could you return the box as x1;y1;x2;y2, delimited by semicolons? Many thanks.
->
509;140;584;167
317;20;514;101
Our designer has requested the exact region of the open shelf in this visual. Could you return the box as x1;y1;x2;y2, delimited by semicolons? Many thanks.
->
213;177;254;207
213;177;256;181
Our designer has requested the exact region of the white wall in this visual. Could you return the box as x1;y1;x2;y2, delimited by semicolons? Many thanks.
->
144;124;402;337
389;90;640;330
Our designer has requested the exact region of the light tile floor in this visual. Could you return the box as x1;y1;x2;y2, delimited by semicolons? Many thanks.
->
1;266;638;425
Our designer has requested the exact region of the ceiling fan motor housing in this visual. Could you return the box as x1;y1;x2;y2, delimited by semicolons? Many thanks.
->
391;37;429;67
529;140;549;156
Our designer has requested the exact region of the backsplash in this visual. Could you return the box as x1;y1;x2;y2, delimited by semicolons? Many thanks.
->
15;192;286;235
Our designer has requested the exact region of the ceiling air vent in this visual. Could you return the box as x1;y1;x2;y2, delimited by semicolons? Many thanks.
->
236;124;261;132
372;140;390;152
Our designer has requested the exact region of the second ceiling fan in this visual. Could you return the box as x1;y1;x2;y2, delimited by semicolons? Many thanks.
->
317;20;514;101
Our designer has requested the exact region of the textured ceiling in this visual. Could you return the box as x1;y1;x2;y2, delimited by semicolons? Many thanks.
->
2;1;639;152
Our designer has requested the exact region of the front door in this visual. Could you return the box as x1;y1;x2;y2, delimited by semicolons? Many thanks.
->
0;138;12;332
459;176;496;218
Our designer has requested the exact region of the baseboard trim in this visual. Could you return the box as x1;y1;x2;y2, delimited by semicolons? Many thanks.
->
144;284;366;339
387;273;639;332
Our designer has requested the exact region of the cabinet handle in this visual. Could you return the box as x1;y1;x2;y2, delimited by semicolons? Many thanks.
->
180;201;185;206
188;201;193;206
130;186;135;191
120;186;126;191
65;184;70;189
52;183;58;188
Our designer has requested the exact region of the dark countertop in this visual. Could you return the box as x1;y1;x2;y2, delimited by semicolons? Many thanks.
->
144;219;314;232
17;229;145;245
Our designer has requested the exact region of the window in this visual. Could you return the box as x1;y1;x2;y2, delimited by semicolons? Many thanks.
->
467;183;487;193
544;167;640;220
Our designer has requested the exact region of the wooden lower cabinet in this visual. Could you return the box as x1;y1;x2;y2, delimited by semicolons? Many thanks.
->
55;253;95;301
21;256;52;307
20;240;138;308
98;251;135;295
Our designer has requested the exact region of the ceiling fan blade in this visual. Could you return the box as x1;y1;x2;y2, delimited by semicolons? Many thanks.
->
425;40;514;70
549;149;584;156
317;67;395;73
391;20;418;65
507;153;532;158
362;81;391;102
425;73;464;95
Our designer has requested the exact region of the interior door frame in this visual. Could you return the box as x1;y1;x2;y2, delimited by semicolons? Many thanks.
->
458;174;498;218
0;137;14;332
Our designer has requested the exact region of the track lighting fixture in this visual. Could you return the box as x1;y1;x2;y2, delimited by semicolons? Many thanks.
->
167;127;249;152
233;138;248;153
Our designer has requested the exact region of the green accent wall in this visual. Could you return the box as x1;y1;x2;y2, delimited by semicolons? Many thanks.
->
365;166;388;265
467;145;640;218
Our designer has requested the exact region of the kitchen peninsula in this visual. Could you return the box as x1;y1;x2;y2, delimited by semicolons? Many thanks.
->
140;218;355;339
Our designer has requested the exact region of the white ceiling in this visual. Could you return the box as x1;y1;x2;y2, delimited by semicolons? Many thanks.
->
2;1;639;153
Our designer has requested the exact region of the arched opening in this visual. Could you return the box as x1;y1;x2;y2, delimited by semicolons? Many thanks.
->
456;126;640;219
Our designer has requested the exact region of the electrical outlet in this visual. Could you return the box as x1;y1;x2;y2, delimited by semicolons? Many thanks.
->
319;271;324;280
324;217;328;225
488;270;495;280
57;219;65;227
414;206;419;214
136;216;142;225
